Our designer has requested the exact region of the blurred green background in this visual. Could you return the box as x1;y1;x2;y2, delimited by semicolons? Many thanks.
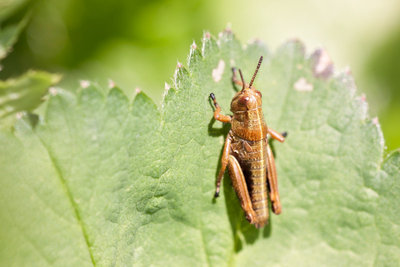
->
1;0;399;151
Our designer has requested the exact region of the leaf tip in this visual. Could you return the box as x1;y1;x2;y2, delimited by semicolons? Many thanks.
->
173;61;189;89
132;89;158;115
280;38;306;55
49;86;58;96
106;86;129;108
248;38;262;45
201;31;218;58
188;41;202;68
174;61;182;81
216;26;236;48
343;65;352;75
79;80;91;88
360;93;367;103
372;116;379;125
191;41;197;50
108;79;116;88
219;24;233;37
15;111;25;119
370;116;385;154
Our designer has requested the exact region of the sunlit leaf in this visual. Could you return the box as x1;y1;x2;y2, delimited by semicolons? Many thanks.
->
0;31;399;266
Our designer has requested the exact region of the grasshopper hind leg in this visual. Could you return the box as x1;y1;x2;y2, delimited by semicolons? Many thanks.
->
227;155;259;226
232;68;245;88
266;144;281;214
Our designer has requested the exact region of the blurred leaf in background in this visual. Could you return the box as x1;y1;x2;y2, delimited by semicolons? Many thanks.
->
0;71;60;128
364;25;400;150
0;0;30;21
0;0;60;129
0;0;221;100
0;0;31;61
0;12;28;61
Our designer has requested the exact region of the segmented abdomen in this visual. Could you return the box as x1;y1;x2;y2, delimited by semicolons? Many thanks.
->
231;137;269;227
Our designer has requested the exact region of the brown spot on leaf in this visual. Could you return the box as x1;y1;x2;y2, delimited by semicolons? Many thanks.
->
294;77;313;92
311;48;334;79
212;59;225;83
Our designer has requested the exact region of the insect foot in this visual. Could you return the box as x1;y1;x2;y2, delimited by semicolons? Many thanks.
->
214;188;220;198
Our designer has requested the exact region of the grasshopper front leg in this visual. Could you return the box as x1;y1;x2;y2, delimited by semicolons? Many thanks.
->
210;93;232;197
210;93;231;123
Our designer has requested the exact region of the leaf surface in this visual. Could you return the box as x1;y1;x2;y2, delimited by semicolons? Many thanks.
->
0;31;399;266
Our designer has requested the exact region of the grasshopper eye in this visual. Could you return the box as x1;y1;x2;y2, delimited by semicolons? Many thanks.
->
238;96;250;106
256;90;262;98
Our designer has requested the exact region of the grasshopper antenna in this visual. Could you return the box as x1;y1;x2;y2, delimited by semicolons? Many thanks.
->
249;56;263;88
239;69;246;91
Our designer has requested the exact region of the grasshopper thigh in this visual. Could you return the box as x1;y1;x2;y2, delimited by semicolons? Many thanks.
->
227;155;258;225
266;144;282;214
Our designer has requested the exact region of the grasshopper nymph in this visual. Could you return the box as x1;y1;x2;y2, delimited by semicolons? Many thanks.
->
210;56;286;228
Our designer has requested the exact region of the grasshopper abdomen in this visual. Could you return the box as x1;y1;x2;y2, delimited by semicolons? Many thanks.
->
231;135;269;227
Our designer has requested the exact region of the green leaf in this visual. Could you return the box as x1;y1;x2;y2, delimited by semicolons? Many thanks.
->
0;31;399;266
0;17;26;60
0;70;61;128
0;14;28;61
0;0;30;22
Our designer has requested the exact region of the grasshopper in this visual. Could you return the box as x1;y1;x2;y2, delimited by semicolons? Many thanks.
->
210;56;286;228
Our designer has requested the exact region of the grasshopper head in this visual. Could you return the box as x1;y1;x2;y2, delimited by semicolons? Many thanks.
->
230;56;263;112
231;88;262;112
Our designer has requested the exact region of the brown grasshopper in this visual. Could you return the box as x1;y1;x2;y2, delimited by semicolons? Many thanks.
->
210;56;286;228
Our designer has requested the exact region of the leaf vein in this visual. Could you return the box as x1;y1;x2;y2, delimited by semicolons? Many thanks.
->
35;134;96;266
